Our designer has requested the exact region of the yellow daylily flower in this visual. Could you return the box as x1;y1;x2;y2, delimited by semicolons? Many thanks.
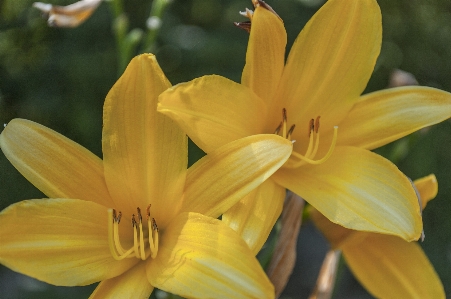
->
311;175;445;299
33;0;102;27
0;54;293;299
157;0;451;252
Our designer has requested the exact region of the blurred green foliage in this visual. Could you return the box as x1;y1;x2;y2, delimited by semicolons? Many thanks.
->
1;0;451;298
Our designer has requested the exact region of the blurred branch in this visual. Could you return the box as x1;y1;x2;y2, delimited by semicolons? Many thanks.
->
266;192;305;298
309;250;341;299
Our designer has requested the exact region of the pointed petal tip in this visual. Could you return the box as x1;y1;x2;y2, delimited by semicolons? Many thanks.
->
414;174;438;210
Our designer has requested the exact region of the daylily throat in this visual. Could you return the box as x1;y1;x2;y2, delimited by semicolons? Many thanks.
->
274;108;338;168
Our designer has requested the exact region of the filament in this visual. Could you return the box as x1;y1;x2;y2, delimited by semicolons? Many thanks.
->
288;126;338;168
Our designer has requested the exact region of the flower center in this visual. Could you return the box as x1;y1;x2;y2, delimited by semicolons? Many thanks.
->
275;108;338;168
108;205;159;261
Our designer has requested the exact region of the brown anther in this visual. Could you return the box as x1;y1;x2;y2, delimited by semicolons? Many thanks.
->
308;119;315;137
152;218;159;232
287;124;296;138
282;108;287;123
315;116;321;134
137;207;143;223
234;21;251;33
146;204;151;220
112;209;122;223
112;209;117;223
274;122;282;134
131;214;137;227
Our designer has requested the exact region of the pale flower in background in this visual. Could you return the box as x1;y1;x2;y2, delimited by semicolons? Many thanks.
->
33;0;102;27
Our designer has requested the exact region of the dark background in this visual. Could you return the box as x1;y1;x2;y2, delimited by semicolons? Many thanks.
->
1;0;451;298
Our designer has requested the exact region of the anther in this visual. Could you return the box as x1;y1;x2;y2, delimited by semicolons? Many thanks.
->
282;108;288;138
146;204;151;219
274;108;296;141
112;209;122;223
152;218;159;232
287;124;296;139
137;207;142;223
308;118;314;137
131;214;137;227
315;116;320;134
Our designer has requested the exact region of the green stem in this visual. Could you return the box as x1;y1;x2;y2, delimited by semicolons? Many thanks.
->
142;0;171;53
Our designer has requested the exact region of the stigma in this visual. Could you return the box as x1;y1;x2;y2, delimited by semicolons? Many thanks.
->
108;205;159;261
274;108;338;168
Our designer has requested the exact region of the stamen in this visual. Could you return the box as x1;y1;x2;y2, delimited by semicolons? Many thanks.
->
108;210;121;260
273;108;296;142
137;208;146;260
282;108;287;138
289;126;338;167
315;116;320;134
111;210;126;255
304;119;315;158
309;117;322;159
108;209;135;261
274;122;282;135
308;118;314;138
147;217;154;252
152;218;159;232
146;205;159;259
151;218;159;258
146;205;151;219
108;206;159;261
287;124;296;140
132;215;140;258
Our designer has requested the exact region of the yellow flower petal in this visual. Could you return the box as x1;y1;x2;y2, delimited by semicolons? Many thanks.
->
414;174;438;210
103;54;187;225
147;212;275;299
311;175;438;248
0;119;113;207
89;263;153;299
158;75;267;153
0;198;137;286
337;87;451;150
273;0;381;133
241;6;286;106
222;179;285;255
343;234;445;299
181;134;292;219
273;146;422;241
